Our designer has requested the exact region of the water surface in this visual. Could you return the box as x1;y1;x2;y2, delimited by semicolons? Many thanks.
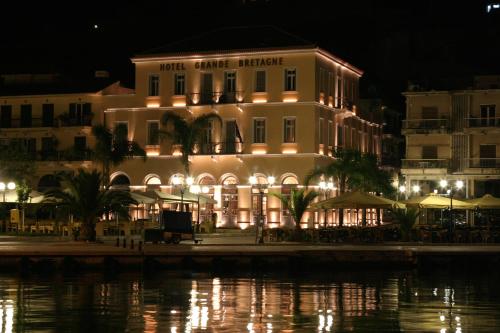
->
0;269;498;332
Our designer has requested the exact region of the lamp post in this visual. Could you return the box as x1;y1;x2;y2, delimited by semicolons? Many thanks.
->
249;174;275;244
398;185;406;201
319;180;335;228
439;179;464;233
172;175;194;212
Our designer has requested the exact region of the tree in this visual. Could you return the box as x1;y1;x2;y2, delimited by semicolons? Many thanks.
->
348;153;395;226
391;208;420;242
91;124;146;189
305;148;361;226
43;169;137;241
273;188;319;231
160;111;222;174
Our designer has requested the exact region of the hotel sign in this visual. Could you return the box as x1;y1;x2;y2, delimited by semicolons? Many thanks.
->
160;57;284;71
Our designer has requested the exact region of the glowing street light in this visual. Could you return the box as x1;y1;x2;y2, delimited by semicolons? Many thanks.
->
249;174;275;244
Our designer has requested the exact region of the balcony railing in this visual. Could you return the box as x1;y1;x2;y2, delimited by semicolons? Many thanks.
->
402;119;449;132
466;118;500;128
402;159;449;169
0;118;55;129
188;91;245;105
194;142;242;155
59;116;92;127
467;158;500;168
37;149;93;162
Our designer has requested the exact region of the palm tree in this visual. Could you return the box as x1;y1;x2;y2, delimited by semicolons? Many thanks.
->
160;111;222;174
91;124;146;189
43;169;137;241
273;188;319;231
305;148;361;226
349;153;395;226
391;208;420;242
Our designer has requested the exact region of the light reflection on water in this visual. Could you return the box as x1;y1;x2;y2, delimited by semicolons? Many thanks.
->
0;270;497;332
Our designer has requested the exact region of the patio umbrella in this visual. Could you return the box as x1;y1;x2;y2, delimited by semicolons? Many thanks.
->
465;194;500;209
130;192;156;204
311;190;406;209
182;192;217;205
403;194;473;209
0;189;45;203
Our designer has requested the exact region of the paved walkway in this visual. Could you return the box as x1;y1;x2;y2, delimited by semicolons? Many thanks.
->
0;236;499;256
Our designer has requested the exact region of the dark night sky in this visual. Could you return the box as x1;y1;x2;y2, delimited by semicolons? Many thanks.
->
1;0;499;109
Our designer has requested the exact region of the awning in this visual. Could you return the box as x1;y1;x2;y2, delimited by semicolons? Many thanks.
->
0;190;44;204
311;190;405;209
130;192;157;204
465;194;500;209
403;194;473;209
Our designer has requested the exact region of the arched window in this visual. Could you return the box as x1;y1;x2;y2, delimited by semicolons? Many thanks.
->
145;175;161;191
281;174;298;227
110;174;130;191
37;174;60;193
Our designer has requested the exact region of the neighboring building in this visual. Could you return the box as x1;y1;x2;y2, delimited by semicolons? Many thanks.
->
0;26;382;228
401;76;500;199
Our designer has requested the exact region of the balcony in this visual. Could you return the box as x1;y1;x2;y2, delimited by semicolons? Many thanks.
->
402;119;449;134
194;142;242;155
37;149;93;162
0;118;55;129
466;117;500;128
467;158;500;168
402;159;449;169
188;91;245;105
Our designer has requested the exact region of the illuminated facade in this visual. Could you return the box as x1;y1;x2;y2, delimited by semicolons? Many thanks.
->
402;77;500;199
0;27;382;227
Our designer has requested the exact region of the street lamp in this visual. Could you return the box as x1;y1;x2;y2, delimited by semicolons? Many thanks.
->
439;179;464;232
412;184;421;195
172;175;194;212
319;179;335;228
0;181;15;202
249;174;275;244
398;185;406;201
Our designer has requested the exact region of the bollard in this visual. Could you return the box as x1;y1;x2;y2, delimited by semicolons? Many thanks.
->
123;238;127;248
116;237;120;247
130;239;134;250
138;241;143;252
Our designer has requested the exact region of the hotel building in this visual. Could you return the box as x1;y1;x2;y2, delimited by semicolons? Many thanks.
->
0;27;382;228
401;75;500;199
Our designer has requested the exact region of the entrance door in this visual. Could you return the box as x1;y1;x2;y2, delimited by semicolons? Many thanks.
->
200;73;213;104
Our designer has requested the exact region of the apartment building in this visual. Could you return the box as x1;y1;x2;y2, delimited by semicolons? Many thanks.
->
402;76;500;198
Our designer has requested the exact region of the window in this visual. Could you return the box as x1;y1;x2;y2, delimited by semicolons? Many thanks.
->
115;122;129;138
20;104;32;128
337;125;344;146
223;71;237;103
255;70;266;92
74;136;87;151
422;106;438;119
174;73;185;95
148;74;160;96
283;118;296;143
224;71;236;93
328;120;333;146
284;69;296;91
68;103;92;126
147;121;160;145
480;144;496;167
422;146;437;159
0;105;12;128
328;72;335;98
319;118;324;144
336;67;342;107
480;104;496;126
253;118;266;144
42;104;54;127
41;137;55;152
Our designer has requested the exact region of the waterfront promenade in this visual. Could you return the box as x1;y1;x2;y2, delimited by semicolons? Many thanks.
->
0;235;499;270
